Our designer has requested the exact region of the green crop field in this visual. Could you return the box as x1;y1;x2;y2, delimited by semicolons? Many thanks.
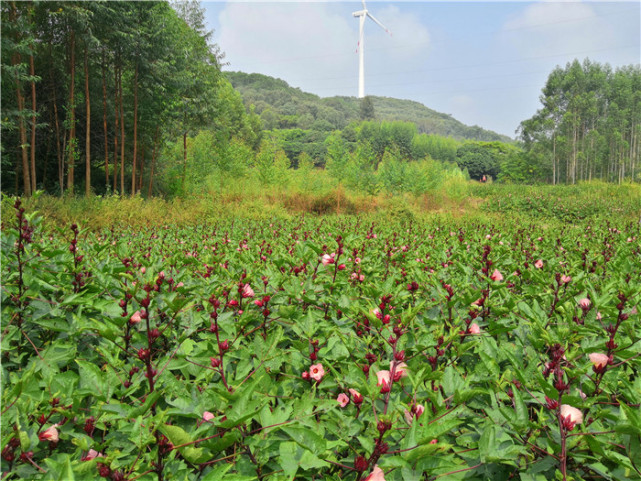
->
2;185;640;481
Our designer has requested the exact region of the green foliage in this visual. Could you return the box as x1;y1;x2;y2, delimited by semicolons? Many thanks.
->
473;181;641;222
359;96;376;120
324;132;349;181
226;71;512;142
0;1;260;198
2;195;641;481
519;59;641;184
456;141;517;180
253;139;290;187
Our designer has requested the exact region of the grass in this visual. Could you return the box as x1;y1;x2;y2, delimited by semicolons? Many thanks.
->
3;180;639;232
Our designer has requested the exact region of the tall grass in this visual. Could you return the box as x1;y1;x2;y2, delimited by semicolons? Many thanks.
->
5;179;638;232
472;180;641;222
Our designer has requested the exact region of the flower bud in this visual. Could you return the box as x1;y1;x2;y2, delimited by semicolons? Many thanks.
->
138;348;150;361
148;328;160;341
129;311;142;325
349;388;364;404
354;455;368;472
560;404;583;431
98;463;111;478
38;425;59;443
377;420;391;435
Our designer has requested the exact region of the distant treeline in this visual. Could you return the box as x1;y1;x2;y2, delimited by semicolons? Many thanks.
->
3;0;638;200
1;1;261;197
225;71;512;142
518;59;641;184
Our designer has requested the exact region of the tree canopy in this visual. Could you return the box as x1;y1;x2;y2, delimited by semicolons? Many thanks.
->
1;0;260;197
518;59;641;184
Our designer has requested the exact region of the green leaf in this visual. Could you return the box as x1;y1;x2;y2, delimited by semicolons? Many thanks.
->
158;424;207;464
200;464;234;481
511;387;528;430
442;365;464;397
479;424;497;463
57;456;75;481
75;360;108;400
282;425;327;453
279;442;300;480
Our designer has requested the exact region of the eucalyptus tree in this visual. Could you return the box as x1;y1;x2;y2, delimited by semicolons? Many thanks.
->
519;59;640;184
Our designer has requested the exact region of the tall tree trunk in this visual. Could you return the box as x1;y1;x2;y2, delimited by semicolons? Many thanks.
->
102;53;109;192
131;63;138;195
15;61;31;196
552;133;556;185
113;63;119;192
84;44;91;196
138;143;145;193
10;2;31;196
148;126;159;197
119;64;125;194
183;130;187;194
67;30;76;194
49;42;63;194
29;51;36;193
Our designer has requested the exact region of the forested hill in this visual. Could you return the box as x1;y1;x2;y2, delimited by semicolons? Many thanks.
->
225;71;512;142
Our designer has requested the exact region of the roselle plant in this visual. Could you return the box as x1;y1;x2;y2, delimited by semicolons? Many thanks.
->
1;199;640;481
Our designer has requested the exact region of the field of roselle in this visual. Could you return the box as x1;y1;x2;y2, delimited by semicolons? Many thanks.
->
2;197;641;481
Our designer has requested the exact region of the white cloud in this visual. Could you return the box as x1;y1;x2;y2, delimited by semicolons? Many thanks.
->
500;2;617;59
216;3;430;97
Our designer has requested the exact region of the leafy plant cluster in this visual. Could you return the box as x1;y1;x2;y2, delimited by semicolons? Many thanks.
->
1;1;261;198
2;199;640;481
519;60;641;185
475;182;641;223
225;72;511;143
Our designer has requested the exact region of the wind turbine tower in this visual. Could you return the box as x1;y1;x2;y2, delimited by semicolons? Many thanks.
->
353;1;391;98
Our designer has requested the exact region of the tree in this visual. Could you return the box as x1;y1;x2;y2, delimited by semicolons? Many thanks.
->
1;1;242;197
519;59;639;184
360;95;375;120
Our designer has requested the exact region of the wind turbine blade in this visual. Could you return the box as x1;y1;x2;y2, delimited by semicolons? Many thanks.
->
366;12;391;35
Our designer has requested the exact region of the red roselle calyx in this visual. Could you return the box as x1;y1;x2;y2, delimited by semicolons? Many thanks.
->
138;348;150;361
377;420;391;435
84;416;95;436
545;396;558;410
98;463;111;478
354;455;368;472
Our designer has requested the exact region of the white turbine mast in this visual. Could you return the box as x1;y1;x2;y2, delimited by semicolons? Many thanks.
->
353;0;391;98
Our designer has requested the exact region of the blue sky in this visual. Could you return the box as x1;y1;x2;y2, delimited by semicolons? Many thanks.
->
202;1;640;138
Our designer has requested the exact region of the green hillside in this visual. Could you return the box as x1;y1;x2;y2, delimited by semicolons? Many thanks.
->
225;71;512;142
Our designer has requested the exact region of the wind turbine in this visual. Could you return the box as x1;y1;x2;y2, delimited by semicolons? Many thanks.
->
353;0;391;98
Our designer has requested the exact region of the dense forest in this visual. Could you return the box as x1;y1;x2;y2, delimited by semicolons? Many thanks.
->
518;60;641;184
225;71;512;142
2;1;639;200
1;0;261;197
